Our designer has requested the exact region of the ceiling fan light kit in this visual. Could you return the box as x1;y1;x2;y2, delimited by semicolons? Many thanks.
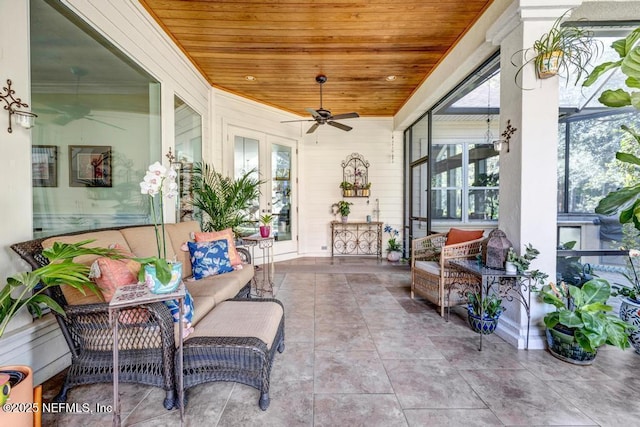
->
281;75;359;134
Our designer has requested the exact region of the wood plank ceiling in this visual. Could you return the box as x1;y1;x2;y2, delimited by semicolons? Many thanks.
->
139;0;493;118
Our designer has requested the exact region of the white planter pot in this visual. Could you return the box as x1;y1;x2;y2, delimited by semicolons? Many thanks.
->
387;251;402;262
505;261;517;274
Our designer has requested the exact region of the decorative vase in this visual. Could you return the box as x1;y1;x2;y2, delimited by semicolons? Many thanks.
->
545;324;597;365
537;50;563;79
0;366;34;427
387;251;402;262
505;261;517;274
619;297;640;354
467;308;501;335
145;262;182;294
259;225;271;238
341;216;348;223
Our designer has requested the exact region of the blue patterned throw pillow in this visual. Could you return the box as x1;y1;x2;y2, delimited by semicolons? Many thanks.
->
188;239;234;280
164;288;195;325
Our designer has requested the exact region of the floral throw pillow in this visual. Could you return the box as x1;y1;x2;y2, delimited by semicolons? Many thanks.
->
188;240;234;280
163;289;195;338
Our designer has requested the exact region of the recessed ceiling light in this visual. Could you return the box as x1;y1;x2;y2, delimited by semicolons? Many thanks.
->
245;75;256;81
385;75;397;81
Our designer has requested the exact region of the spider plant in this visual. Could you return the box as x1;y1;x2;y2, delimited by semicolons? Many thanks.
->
513;10;602;87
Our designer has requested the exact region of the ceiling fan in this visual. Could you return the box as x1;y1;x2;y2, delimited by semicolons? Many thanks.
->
40;66;123;130
281;75;359;134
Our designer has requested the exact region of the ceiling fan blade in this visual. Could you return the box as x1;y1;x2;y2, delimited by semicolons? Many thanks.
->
327;121;352;132
306;107;322;119
330;112;359;121
306;123;320;134
52;114;74;126
84;116;126;130
281;118;315;123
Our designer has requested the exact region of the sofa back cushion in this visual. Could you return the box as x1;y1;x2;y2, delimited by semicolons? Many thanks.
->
165;221;201;279
42;230;131;305
121;225;177;261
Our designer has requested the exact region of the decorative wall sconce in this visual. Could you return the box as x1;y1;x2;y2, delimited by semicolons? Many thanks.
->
1;79;37;133
493;119;517;153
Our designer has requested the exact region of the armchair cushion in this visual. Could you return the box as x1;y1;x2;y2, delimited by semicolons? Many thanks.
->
445;228;484;245
414;260;440;275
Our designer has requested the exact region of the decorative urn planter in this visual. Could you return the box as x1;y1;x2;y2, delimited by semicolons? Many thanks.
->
387;251;402;262
144;262;183;294
259;225;271;238
467;308;501;335
619;297;640;354
545;324;597;365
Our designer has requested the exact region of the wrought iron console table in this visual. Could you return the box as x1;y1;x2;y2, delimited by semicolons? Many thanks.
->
449;259;532;351
331;221;382;258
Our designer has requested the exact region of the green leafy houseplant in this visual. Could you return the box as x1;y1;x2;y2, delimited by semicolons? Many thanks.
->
332;200;352;217
0;240;121;337
513;9;601;87
467;292;504;319
191;163;263;236
538;279;634;353
583;27;640;230
259;214;274;226
507;244;549;289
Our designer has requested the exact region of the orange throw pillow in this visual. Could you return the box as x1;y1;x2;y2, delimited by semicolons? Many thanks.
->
445;228;484;245
194;229;242;266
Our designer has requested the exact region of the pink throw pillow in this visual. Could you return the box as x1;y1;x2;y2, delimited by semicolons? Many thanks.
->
194;228;242;266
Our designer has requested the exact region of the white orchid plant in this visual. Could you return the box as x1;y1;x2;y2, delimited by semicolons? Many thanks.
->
138;161;179;284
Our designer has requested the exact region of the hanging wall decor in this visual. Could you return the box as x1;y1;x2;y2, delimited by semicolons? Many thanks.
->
341;153;370;197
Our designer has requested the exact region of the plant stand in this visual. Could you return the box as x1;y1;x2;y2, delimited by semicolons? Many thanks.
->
449;259;532;351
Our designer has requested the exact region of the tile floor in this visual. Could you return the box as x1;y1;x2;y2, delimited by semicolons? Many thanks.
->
41;257;640;426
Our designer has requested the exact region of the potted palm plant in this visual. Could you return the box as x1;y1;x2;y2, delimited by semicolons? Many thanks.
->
467;292;504;335
191;162;263;236
537;279;634;365
513;9;601;87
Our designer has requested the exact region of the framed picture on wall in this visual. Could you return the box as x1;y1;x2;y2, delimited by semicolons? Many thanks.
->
69;145;112;187
32;145;58;187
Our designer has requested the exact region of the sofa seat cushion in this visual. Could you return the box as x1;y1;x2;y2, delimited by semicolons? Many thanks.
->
414;260;441;276
189;300;284;350
186;266;254;306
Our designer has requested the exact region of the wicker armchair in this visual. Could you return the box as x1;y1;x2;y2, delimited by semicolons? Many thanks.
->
411;232;485;317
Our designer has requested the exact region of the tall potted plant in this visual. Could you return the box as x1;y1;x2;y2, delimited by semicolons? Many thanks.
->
191;163;263;236
537;279;634;364
513;9;601;87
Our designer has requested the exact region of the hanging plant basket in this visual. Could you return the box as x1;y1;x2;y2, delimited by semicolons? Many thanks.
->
536;51;563;79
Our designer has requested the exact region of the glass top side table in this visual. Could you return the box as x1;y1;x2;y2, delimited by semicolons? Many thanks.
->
109;282;186;426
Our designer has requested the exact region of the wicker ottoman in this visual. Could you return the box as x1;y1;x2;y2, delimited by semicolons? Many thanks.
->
178;298;285;410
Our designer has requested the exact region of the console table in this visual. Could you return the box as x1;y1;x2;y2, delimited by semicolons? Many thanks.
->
331;221;382;258
449;259;532;351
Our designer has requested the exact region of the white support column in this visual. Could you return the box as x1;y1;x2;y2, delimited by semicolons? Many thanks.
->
487;0;583;349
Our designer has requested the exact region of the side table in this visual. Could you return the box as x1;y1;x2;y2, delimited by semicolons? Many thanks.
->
241;235;275;296
109;283;185;426
448;259;532;351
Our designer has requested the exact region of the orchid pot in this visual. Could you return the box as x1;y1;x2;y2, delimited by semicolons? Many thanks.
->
144;261;182;294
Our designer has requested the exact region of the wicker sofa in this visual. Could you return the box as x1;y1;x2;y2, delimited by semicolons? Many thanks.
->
10;221;254;409
411;231;485;317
